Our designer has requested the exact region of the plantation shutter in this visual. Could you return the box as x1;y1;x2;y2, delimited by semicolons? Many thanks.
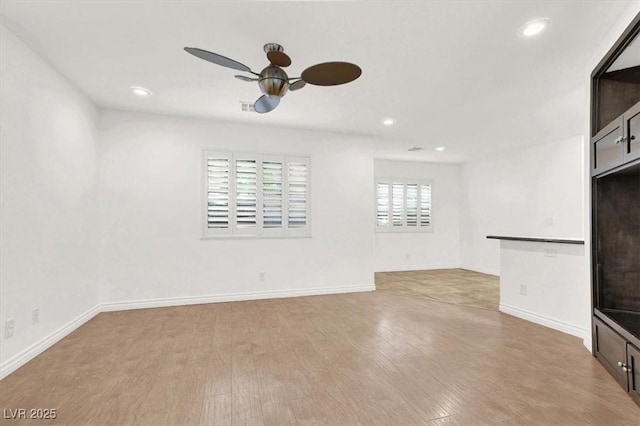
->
262;160;283;229
286;157;310;235
392;183;404;227
235;157;258;232
203;151;310;237
377;182;390;226
406;184;418;226
205;154;231;235
375;178;432;232
420;184;431;227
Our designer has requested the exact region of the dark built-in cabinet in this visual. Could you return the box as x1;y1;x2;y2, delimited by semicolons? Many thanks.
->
592;102;640;175
591;14;640;406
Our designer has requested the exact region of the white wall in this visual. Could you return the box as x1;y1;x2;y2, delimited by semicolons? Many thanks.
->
374;159;460;271
460;135;585;275
459;136;587;339
97;110;375;306
499;240;587;339
0;26;100;371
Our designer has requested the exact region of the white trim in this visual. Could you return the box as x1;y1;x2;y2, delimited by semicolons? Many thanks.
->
375;227;434;234
375;264;460;272
201;234;312;241
101;284;375;312
499;303;587;340
459;264;500;276
0;304;101;380
0;284;374;381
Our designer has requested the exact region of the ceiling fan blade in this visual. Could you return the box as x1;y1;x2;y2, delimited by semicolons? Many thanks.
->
267;51;292;67
184;47;252;73
289;79;306;91
301;62;362;86
235;75;258;82
254;95;280;114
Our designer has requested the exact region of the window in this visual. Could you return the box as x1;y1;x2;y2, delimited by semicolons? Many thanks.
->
376;179;432;232
204;151;310;237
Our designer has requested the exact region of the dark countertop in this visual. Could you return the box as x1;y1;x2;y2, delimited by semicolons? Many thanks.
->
486;235;585;245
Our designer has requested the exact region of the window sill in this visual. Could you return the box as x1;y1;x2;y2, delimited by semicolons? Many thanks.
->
376;228;434;234
201;234;312;240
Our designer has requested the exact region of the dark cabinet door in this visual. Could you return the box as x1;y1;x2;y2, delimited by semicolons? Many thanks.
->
627;343;640;404
624;101;640;164
592;118;624;175
594;317;628;390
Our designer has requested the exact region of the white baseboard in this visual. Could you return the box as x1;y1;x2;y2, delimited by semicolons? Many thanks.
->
0;284;374;380
459;263;500;276
374;264;460;273
101;284;376;312
0;304;101;380
499;303;586;340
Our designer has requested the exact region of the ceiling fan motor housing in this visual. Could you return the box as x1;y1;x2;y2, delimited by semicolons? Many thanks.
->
259;65;289;98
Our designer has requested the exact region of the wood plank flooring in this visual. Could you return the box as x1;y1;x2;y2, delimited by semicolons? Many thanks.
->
1;289;638;425
376;269;500;311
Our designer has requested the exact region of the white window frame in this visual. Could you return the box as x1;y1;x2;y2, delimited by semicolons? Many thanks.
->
202;150;311;239
375;178;433;233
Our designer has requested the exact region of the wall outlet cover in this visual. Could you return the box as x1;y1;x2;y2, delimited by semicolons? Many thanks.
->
5;318;15;339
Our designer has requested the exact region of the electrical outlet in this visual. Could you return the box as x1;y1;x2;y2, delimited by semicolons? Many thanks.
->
544;217;554;226
32;308;40;325
5;318;15;339
405;253;411;260
544;249;557;257
520;284;527;296
259;272;266;282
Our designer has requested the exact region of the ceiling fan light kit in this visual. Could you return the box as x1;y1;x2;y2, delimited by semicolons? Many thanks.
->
258;65;289;98
184;42;361;113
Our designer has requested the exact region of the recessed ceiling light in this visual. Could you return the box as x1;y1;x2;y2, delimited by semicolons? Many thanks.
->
130;86;152;97
382;117;396;126
435;146;446;152
518;18;551;38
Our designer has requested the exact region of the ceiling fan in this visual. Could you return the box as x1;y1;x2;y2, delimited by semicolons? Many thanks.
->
184;43;362;113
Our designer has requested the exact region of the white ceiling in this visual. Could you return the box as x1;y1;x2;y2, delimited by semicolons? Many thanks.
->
0;1;632;162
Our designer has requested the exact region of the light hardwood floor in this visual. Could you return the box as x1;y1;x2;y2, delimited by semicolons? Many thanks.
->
376;269;500;311
1;291;638;425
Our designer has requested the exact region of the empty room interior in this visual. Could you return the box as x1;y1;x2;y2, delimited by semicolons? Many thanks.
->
1;0;640;424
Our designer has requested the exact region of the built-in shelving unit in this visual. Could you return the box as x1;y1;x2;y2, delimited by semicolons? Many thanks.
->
590;13;640;406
